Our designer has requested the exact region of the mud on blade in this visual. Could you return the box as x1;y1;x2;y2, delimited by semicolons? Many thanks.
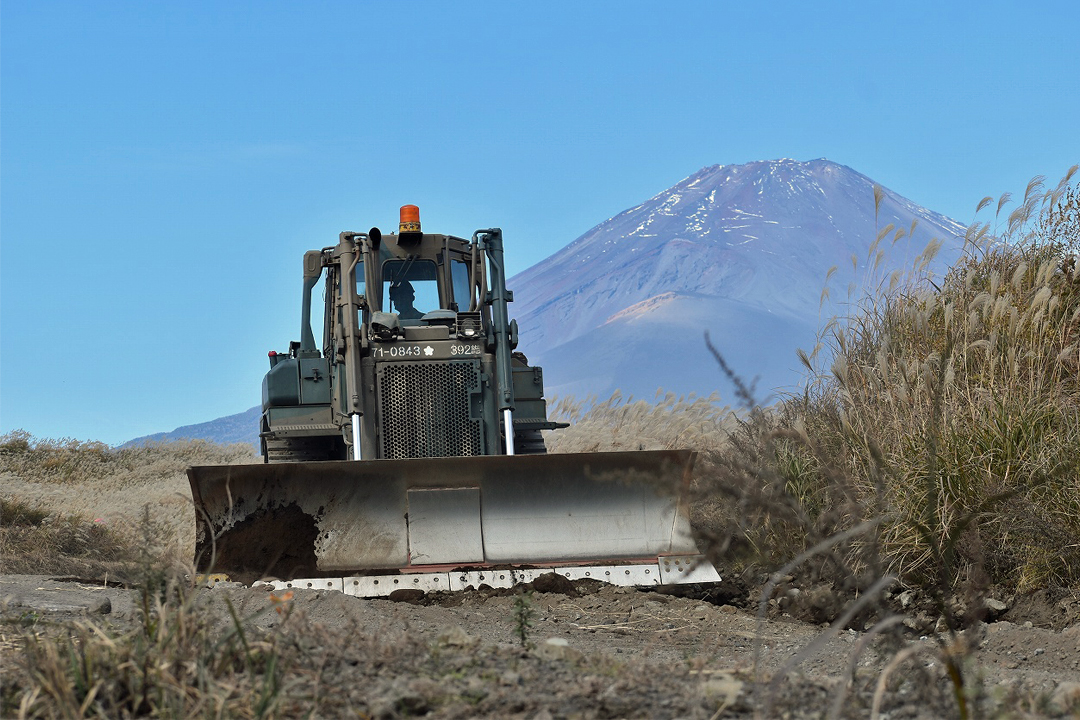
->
187;450;698;584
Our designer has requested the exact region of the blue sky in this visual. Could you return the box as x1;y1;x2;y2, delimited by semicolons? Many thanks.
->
2;1;1077;445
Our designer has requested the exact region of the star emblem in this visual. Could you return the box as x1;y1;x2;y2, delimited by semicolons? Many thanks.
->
423;346;434;356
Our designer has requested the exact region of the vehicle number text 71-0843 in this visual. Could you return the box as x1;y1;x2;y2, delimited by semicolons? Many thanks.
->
371;345;423;358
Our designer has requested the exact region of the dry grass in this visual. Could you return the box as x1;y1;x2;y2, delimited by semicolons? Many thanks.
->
4;567;308;718
0;436;292;717
0;431;258;485
545;390;741;455
1;432;259;570
0;497;143;578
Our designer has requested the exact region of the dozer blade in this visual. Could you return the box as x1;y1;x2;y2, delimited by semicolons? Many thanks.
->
187;450;706;586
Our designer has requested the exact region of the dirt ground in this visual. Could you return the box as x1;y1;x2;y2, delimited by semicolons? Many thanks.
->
3;572;1079;718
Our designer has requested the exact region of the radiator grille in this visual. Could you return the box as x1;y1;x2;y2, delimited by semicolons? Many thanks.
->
377;360;483;459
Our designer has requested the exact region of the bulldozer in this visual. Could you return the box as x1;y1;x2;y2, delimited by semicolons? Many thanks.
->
187;206;719;595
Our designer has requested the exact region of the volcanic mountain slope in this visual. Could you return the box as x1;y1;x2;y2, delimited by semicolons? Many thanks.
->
122;406;261;452
509;158;967;403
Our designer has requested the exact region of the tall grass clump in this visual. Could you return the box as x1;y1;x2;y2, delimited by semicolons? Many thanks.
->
832;171;1077;592
741;169;1080;598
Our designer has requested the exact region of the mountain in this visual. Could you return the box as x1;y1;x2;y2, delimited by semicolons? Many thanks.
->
122;406;261;452
127;158;968;446
509;158;967;402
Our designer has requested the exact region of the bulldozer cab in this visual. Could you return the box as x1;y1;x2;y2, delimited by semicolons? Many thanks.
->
367;236;480;314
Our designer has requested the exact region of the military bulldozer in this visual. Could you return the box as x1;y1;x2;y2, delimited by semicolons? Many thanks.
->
187;206;719;595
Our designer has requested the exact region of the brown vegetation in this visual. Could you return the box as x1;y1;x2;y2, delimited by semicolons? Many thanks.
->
1;433;258;577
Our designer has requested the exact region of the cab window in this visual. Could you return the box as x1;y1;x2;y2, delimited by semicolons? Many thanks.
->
451;259;472;311
383;259;439;322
